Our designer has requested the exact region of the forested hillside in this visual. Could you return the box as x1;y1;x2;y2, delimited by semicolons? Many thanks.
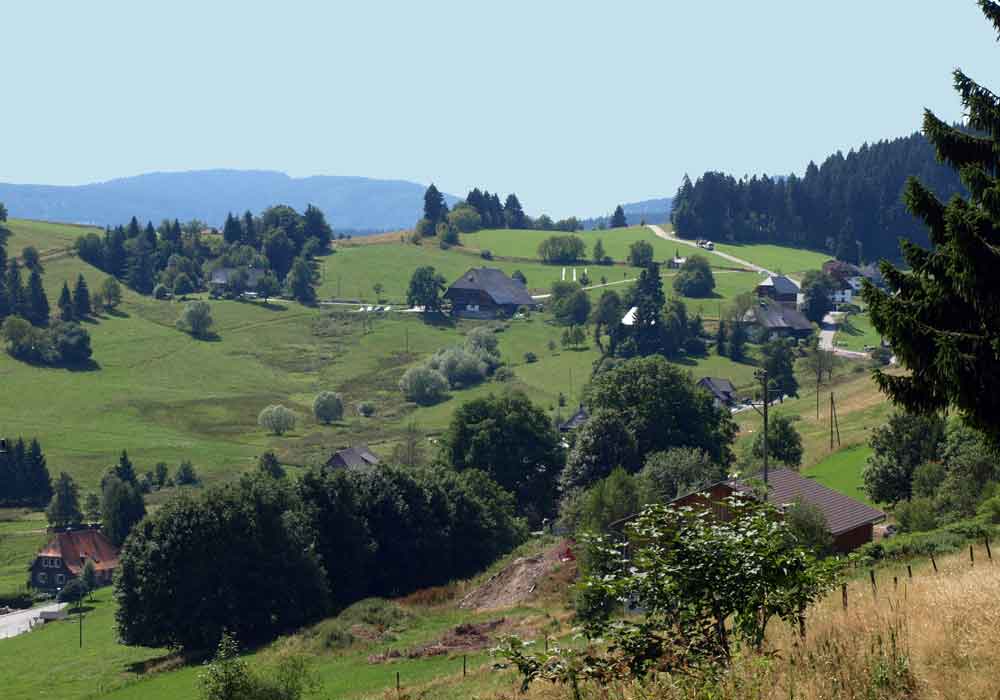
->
671;132;965;262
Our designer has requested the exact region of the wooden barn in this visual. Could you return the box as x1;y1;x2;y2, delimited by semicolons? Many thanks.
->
671;468;885;554
444;268;534;318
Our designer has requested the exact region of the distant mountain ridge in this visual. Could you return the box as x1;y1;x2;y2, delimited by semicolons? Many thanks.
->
581;197;672;230
0;170;459;232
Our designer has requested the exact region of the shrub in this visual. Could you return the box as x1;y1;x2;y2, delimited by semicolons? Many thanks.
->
176;301;214;338
524;351;538;363
175;460;198;486
357;401;376;417
978;495;1000;523
428;347;487;388
480;249;493;260
258;405;297;435
537;235;586;263
494;366;515;382
172;273;194;296
895;496;937;532
399;366;448;405
627;240;654;267
313;391;345;424
153;283;170;300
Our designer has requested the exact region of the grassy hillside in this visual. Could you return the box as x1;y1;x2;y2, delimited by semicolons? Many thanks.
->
710;241;830;277
462;226;704;266
5;218;91;257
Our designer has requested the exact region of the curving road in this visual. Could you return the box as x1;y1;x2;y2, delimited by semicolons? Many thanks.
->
646;224;778;276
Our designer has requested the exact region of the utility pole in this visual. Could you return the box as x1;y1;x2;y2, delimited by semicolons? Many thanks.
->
752;368;770;485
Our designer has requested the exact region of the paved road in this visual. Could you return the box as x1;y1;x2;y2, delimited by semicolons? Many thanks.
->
646;224;774;275
819;311;872;359
0;603;67;640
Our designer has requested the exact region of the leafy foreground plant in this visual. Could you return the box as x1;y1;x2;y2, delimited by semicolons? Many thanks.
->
494;497;837;694
199;631;318;700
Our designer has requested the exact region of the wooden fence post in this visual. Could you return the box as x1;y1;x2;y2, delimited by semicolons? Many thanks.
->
986;535;993;562
842;582;848;610
869;569;877;595
893;576;898;590
907;564;913;579
463;654;467;677
396;671;400;694
970;544;975;567
930;552;938;573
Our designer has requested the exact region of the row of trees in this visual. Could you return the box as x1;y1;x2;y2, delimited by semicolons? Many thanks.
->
670;131;965;263
415;184;582;239
114;461;526;651
0;438;53;507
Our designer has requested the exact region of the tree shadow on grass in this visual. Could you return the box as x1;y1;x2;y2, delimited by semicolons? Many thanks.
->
256;301;288;312
186;331;222;342
105;308;130;319
420;312;456;329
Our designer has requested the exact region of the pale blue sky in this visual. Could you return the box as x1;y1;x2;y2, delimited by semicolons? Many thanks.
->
3;1;996;217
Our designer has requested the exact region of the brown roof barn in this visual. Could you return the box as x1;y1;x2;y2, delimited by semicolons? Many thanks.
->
671;468;885;553
30;527;120;592
444;267;534;318
326;444;380;470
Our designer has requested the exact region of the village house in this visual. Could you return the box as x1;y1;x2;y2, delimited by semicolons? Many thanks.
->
822;260;864;305
325;444;380;470
697;377;738;408
667;254;687;269
755;274;799;308
671;468;885;553
30;526;120;593
444;267;534;318
749;298;814;339
208;267;267;291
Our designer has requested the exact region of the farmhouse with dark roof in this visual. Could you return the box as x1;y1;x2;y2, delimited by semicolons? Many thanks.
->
444;267;534;318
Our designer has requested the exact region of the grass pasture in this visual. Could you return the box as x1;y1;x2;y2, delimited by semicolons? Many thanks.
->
803;444;874;505
836;310;883;351
710;241;830;277
5;218;91;258
462;226;696;266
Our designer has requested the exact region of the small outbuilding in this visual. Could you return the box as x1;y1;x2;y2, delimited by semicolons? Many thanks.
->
697;377;738;408
326;444;380;470
755;274;799;307
444;268;534;318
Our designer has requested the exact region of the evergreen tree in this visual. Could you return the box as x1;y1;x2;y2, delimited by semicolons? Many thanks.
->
241;211;257;247
630;263;665;356
0;272;8;320
592;238;607;263
126;216;141;239
58;282;74;321
729;320;749;362
716;319;728;357
610;205;627;228
103;228;128;277
423;184;447;224
142;221;157;250
26;438;52;506
25;267;49;325
222;213;242;245
102;475;146;547
761;338;799;399
864;1;1000;436
504;194;526;229
84;493;101;523
46;472;82;528
73;274;91;318
302;204;333;249
6;259;24;317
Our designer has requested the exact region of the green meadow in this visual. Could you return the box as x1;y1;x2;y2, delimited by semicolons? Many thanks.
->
462;226;701;266
836;310;883;351
5;218;90;257
710;241;831;277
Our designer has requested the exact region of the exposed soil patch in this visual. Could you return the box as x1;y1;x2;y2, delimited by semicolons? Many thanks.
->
458;541;573;612
367;619;506;663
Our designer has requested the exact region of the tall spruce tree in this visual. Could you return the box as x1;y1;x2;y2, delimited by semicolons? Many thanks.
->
73;274;91;318
423;184;447;224
222;213;242;245
631;262;666;356
504;194;526;229
6;259;24;317
864;1;1000;436
58;282;74;321
25;267;49;325
610;205;627;228
46;472;82;528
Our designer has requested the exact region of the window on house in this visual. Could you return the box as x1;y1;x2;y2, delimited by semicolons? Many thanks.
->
56;574;65;585
37;572;47;584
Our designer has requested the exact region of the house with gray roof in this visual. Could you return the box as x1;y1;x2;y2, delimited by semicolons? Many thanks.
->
325;444;380;470
750;298;814;339
444;267;534;318
755;274;799;308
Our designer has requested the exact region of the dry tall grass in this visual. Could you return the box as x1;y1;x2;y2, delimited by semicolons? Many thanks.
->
493;550;1000;700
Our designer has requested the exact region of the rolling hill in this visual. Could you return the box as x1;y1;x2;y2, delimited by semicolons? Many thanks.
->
0;170;459;232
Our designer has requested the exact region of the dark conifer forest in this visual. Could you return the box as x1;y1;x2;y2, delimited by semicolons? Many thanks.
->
671;132;966;263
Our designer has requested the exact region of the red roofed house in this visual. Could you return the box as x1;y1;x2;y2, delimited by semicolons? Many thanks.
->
671;468;885;554
30;526;120;593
